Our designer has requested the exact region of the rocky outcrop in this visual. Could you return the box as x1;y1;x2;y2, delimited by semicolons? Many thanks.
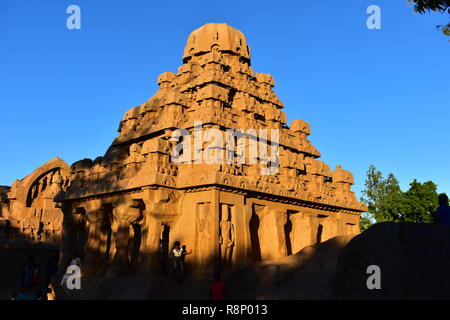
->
228;235;355;299
335;222;450;299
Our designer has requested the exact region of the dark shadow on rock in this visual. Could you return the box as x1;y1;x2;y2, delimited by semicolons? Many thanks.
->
226;235;354;299
335;222;450;300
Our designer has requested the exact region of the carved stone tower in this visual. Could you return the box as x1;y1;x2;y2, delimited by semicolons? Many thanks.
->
57;23;366;276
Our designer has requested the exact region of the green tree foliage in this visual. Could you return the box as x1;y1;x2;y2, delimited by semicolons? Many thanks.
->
360;165;403;223
360;165;439;230
402;180;438;223
359;212;373;232
408;0;450;37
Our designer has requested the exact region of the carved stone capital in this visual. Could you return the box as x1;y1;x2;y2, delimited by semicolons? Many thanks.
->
112;198;142;224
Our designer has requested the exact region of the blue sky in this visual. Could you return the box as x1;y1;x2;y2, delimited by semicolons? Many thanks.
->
1;0;449;198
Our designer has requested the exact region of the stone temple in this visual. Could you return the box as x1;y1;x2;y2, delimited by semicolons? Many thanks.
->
0;23;366;282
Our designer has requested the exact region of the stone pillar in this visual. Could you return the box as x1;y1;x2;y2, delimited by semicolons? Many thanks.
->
142;214;161;268
110;199;142;276
290;212;319;254
83;200;104;275
319;215;339;242
258;207;287;261
115;218;130;269
335;213;347;236
275;209;288;257
141;188;162;269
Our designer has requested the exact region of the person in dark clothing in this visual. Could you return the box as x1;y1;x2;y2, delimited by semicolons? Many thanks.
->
436;193;450;225
181;244;193;275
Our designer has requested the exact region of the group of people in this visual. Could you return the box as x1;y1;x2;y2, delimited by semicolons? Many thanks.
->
11;256;56;300
11;246;229;300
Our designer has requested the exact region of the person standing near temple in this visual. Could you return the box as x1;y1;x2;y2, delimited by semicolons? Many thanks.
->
170;241;184;277
436;194;450;225
181;244;192;275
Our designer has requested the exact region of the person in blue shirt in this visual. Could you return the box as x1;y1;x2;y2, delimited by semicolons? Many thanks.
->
436;193;450;226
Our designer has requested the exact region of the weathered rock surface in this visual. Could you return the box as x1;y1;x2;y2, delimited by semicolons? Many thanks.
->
227;235;354;299
335;222;450;299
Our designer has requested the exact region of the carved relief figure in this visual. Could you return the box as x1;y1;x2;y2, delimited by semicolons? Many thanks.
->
46;170;63;198
220;204;235;267
196;202;211;265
